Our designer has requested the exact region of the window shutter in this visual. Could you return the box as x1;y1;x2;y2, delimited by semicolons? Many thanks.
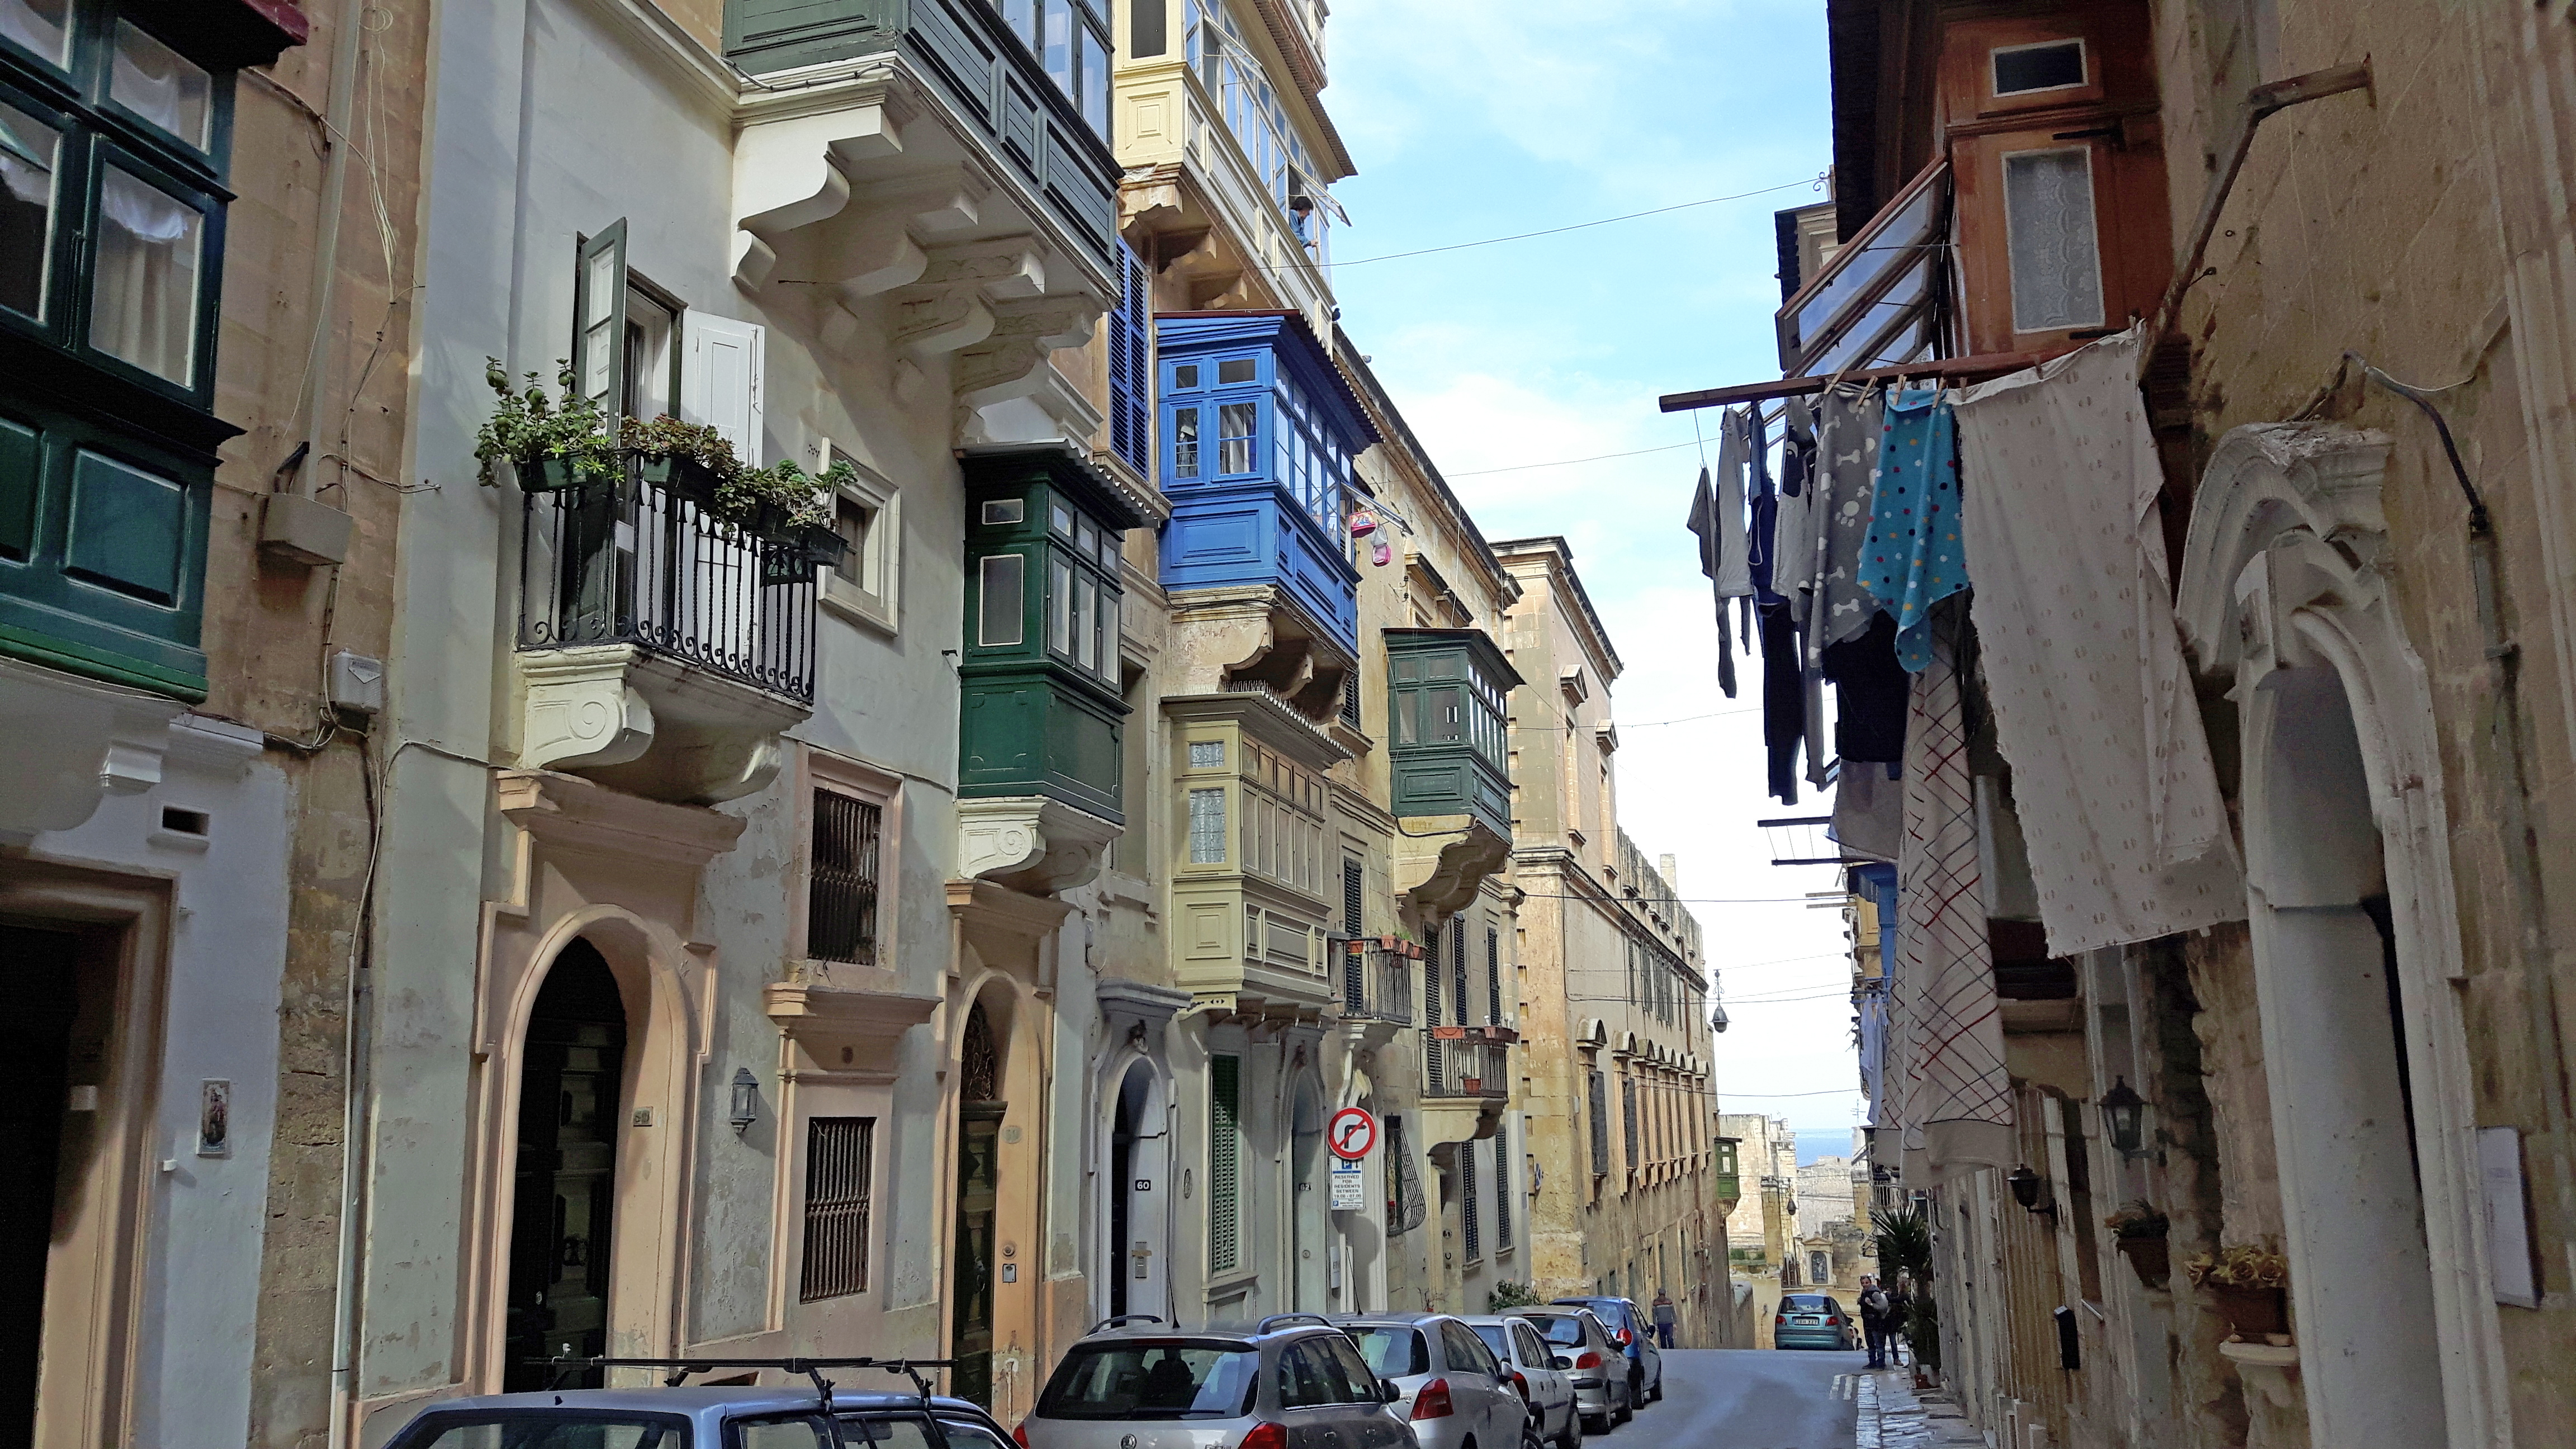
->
1589;1071;1611;1177
1342;857;1363;936
799;1116;874;1299
1623;1078;1640;1170
1450;917;1468;1024
1209;1054;1241;1273
1107;242;1152;474
1460;1138;1481;1262
681;311;766;467
573;221;629;415
1493;1133;1513;1252
1423;926;1444;1094
1485;927;1502;1024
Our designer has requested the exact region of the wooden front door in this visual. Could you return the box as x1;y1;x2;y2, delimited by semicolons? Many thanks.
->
950;1004;1003;1407
0;926;81;1441
504;940;627;1391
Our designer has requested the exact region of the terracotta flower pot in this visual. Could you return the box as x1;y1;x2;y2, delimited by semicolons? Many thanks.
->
2208;1284;2288;1339
2115;1235;2171;1289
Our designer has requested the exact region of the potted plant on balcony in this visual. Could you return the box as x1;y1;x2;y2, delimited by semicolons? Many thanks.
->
619;413;744;503
2184;1244;2291;1342
717;458;851;584
2104;1201;2172;1288
475;359;618;493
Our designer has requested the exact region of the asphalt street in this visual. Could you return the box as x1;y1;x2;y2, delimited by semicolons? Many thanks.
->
1597;1347;1864;1449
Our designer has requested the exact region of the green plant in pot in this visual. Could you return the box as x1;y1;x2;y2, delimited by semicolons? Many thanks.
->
475;359;619;493
2184;1244;2291;1342
2104;1200;2172;1289
721;458;852;584
619;414;744;501
1486;1281;1546;1311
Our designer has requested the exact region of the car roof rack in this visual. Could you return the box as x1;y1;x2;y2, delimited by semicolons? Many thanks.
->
1253;1314;1333;1333
534;1356;958;1449
1087;1314;1167;1334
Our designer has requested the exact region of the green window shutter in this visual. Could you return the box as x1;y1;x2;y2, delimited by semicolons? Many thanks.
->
1493;1134;1513;1252
1342;857;1363;937
574;220;628;416
1589;1071;1610;1177
1460;1137;1480;1262
1449;918;1467;1024
1209;1054;1240;1273
1623;1078;1640;1171
1485;927;1502;1025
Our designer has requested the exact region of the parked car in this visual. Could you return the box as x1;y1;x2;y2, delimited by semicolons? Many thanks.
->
381;1382;1013;1448
1771;1292;1859;1351
1329;1314;1527;1449
1510;1309;1627;1434
1022;1315;1414;1449
1463;1315;1577;1449
1546;1298;1661;1407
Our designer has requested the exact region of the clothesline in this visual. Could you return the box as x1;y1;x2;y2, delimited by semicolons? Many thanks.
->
1655;345;2083;413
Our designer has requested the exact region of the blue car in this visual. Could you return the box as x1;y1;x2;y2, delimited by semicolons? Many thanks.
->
1547;1297;1661;1405
1772;1292;1859;1351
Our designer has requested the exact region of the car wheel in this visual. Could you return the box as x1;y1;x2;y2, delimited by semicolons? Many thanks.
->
1612;1388;1632;1426
1555;1408;1582;1449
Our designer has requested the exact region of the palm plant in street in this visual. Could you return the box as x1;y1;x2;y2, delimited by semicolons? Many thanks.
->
1873;1204;1940;1373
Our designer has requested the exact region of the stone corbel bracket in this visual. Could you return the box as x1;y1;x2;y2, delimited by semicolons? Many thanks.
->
958;795;1123;896
765;980;942;1083
0;654;191;840
1396;817;1513;927
515;645;811;806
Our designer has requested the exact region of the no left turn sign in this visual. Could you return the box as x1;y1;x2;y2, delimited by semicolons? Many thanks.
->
1329;1107;1377;1161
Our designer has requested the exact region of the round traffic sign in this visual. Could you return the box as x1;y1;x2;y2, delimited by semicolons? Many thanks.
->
1329;1107;1377;1161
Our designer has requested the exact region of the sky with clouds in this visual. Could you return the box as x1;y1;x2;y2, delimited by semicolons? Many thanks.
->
1317;1;1867;1141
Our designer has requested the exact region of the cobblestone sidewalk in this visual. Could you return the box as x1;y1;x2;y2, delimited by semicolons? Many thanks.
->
1856;1370;1986;1448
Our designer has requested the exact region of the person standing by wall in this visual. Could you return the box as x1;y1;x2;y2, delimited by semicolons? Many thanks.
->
1858;1275;1893;1369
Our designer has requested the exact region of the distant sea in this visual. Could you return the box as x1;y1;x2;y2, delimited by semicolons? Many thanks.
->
1796;1128;1864;1166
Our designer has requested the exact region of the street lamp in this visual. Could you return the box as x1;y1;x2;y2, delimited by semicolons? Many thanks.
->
2100;1077;2147;1156
2007;1165;2050;1213
729;1067;763;1134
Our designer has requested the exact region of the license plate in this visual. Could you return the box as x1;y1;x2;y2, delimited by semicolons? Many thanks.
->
1793;1316;1820;1324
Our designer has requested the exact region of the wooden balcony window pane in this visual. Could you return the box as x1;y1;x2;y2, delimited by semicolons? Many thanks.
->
978;553;1024;647
111;20;210;149
90;165;201;385
1172;407;1200;477
1218;402;1256;473
0;0;68;66
2002;148;2104;333
1188;787;1227;863
0;101;59;320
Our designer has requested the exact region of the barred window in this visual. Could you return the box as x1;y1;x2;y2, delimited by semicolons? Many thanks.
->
1622;1078;1641;1171
1188;787;1228;863
808;790;883;964
1210;1054;1242;1272
1460;1137;1481;1263
1341;667;1361;728
1493;1133;1514;1252
1588;1071;1611;1177
798;1117;874;1300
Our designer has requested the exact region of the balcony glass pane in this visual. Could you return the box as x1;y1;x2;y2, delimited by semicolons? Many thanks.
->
0;100;60;320
2004;148;2104;332
1188;787;1227;863
1172;406;1200;477
1218;358;1256;384
1080;29;1109;136
1073;572;1097;671
111;20;210;150
1043;0;1073;94
89;164;201;386
0;0;68;67
979;553;1025;647
1047;556;1072;653
1190;740;1225;769
1218;402;1256;473
1425;686;1463;744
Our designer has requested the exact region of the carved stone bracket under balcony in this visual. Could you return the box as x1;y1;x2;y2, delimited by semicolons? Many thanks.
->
517;645;811;807
765;979;943;1082
0;653;189;840
1395;817;1513;930
957;795;1121;897
1165;584;1353;724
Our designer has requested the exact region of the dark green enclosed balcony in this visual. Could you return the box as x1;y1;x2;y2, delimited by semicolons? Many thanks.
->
958;445;1147;826
1384;628;1519;841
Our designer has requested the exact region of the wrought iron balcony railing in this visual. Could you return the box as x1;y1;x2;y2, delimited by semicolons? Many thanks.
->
517;468;819;704
1339;936;1417;1025
1423;1028;1513;1101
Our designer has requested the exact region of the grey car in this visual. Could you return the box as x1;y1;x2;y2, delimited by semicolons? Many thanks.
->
1464;1315;1577;1449
1512;1309;1628;1434
381;1383;1012;1448
1022;1316;1414;1449
1329;1314;1527;1449
1547;1298;1660;1408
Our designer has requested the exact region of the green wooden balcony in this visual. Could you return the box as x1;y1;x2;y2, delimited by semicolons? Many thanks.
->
1384;629;1519;840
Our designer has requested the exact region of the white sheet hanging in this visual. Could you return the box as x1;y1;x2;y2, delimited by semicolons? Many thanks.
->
1950;329;2245;955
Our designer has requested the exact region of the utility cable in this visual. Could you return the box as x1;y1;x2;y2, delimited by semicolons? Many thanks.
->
1313;177;1821;269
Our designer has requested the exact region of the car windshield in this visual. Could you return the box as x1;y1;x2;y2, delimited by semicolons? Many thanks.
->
391;1414;689;1448
1525;1316;1587;1348
1470;1325;1514;1362
1783;1295;1831;1310
1343;1327;1431;1378
1037;1342;1261;1420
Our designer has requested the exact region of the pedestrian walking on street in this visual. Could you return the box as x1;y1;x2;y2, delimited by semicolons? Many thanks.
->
1858;1275;1895;1368
1886;1274;1915;1367
1651;1289;1678;1348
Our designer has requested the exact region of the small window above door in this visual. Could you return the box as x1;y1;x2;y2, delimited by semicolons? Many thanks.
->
1991;38;2085;98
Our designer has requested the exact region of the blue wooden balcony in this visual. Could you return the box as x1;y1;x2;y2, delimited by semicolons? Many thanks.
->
1154;311;1376;654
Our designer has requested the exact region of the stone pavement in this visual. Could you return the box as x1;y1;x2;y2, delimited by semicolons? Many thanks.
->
1855;1370;1987;1448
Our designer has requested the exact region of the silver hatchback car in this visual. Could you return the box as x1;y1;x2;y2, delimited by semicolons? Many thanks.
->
1328;1314;1527;1449
1021;1316;1414;1449
1508;1310;1627;1434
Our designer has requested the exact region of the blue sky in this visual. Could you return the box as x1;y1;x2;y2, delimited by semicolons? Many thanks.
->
1319;1;1865;1133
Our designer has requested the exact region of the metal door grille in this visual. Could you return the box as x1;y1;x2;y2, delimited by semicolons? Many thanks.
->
799;1116;874;1300
808;790;882;964
1210;1054;1241;1272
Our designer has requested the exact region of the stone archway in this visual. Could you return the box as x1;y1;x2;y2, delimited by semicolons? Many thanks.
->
2176;424;2510;1448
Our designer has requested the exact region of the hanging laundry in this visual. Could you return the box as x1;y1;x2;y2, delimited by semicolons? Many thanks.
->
1830;764;1901;863
1759;599;1804;804
1713;409;1753;599
1774;398;1822;632
1859;387;1968;672
1746;405;1782;604
1893;601;2012;1186
1684;466;1739;698
1821;613;1907;764
1802;664;1831;792
1950;328;2244;956
1808;385;1887;661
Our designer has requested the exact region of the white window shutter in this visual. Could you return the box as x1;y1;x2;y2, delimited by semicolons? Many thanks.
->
682;312;765;468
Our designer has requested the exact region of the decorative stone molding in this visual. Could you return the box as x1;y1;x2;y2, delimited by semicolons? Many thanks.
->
513;645;811;806
2176;424;2394;680
765;981;942;1083
2217;1342;2302;1410
957;795;1123;896
1393;816;1512;926
1165;584;1352;722
0;653;189;840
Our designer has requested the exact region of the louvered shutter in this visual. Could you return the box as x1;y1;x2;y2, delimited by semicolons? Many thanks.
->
1108;242;1151;473
1493;1134;1514;1252
1460;1138;1481;1262
1623;1078;1640;1170
1209;1054;1241;1272
573;221;628;415
1485;927;1502;1025
1589;1071;1611;1177
681;311;766;467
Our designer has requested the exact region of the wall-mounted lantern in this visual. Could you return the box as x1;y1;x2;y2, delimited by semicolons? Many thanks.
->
2007;1164;2049;1213
729;1067;762;1135
2100;1076;2147;1157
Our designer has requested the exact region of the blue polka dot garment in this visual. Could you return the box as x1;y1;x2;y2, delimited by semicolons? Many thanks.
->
1857;387;1968;672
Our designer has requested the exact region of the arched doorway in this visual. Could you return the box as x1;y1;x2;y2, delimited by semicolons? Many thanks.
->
951;1002;1004;1407
1106;1058;1168;1322
503;939;627;1391
1289;1075;1327;1310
